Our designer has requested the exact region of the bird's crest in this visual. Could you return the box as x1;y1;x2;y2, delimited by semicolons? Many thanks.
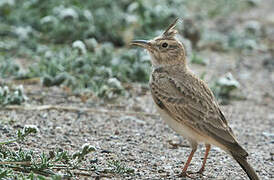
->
163;18;179;37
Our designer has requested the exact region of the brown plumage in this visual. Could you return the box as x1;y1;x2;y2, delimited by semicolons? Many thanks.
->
131;18;259;179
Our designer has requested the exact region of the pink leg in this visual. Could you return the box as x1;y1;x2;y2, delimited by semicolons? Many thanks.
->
181;148;196;177
198;144;211;174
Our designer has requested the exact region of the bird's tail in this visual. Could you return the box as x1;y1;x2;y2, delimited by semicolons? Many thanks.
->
231;153;259;180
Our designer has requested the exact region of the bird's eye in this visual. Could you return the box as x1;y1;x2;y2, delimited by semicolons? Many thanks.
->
162;42;168;48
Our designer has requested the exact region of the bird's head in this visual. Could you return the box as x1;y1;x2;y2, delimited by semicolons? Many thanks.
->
131;18;186;67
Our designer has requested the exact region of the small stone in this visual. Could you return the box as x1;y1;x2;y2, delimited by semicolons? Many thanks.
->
101;150;111;154
55;126;62;133
262;132;274;138
114;130;119;135
90;158;98;163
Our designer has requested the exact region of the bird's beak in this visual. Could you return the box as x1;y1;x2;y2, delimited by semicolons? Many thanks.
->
130;40;151;49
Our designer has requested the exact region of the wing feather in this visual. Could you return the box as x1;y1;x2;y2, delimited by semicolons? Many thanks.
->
150;68;247;155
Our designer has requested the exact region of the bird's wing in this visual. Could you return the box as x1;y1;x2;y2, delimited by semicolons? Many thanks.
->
150;69;247;155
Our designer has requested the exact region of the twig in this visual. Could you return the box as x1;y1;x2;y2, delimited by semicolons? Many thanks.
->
1;161;115;178
0;161;31;165
72;171;93;177
4;163;113;178
72;171;114;178
3;105;158;117
0;139;18;145
51;165;91;171
9;166;56;177
52;164;69;168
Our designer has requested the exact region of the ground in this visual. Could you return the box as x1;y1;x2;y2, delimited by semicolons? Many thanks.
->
1;44;273;180
1;1;274;180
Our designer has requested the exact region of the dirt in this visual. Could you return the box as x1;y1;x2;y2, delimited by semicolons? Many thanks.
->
1;2;274;180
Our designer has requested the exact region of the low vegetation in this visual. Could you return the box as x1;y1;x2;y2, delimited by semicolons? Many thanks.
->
0;0;260;98
0;0;264;178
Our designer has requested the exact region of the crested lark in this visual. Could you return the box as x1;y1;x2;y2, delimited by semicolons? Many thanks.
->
131;18;259;180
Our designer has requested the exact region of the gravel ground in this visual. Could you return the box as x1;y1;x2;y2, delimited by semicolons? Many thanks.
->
1;48;273;179
1;2;274;180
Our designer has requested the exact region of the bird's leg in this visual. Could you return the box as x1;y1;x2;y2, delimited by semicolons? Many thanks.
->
198;144;211;174
181;147;197;177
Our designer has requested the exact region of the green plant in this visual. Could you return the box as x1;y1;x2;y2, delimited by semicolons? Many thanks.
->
0;58;21;78
0;0;256;99
0;128;99;179
190;52;208;65
210;72;241;104
106;160;134;175
19;46;150;98
0;85;28;106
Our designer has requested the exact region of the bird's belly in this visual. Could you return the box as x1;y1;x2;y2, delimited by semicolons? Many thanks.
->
156;106;209;144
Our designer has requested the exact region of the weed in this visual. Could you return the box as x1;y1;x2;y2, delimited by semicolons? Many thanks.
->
0;85;28;106
0;58;21;78
0;0;255;99
190;52;208;65
210;72;241;104
72;143;96;163
106;160;134;175
0;126;134;179
0;128;100;179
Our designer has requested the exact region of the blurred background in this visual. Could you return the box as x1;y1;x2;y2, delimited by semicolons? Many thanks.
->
1;0;273;101
0;0;274;179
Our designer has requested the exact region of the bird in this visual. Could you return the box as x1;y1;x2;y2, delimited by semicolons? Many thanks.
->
131;18;259;180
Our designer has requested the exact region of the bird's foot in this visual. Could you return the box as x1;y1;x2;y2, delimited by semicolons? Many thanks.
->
180;171;194;179
197;168;204;174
